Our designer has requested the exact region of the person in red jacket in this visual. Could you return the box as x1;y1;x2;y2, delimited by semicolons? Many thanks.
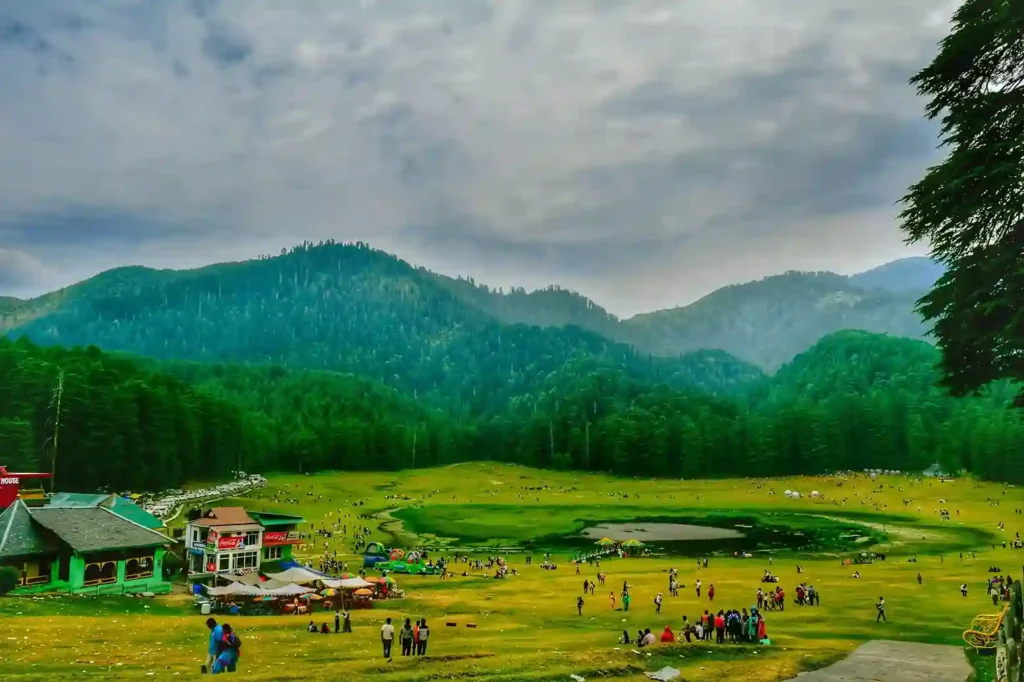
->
660;626;675;643
708;584;715;602
714;611;726;644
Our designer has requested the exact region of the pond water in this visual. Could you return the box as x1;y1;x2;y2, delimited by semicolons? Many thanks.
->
536;513;880;556
581;522;744;542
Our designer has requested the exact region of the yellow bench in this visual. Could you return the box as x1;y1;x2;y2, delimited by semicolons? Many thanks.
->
963;606;1007;651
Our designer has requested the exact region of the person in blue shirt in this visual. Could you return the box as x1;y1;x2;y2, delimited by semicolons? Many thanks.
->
203;618;223;673
212;623;241;674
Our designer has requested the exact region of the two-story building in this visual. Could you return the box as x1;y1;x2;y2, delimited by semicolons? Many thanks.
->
185;506;304;580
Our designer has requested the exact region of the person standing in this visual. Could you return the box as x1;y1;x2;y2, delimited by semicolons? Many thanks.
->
342;610;352;633
577;595;585;615
695;579;702;598
381;617;395;659
961;583;968;597
708;584;715;602
202;617;223;674
875;596;886;622
400;618;414;656
655;593;663;614
334;608;341;634
417;619;429;655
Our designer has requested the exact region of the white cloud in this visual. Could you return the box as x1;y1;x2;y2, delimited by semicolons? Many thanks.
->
0;0;957;314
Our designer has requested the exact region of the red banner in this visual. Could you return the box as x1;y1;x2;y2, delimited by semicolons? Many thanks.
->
0;477;19;508
263;531;301;546
217;536;245;550
206;530;245;550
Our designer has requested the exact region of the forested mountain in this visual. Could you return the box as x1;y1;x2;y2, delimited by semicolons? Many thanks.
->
2;330;1021;492
621;272;928;370
2;243;930;380
848;257;944;293
3;243;762;409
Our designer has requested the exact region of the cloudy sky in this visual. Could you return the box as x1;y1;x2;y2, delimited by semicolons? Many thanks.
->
0;0;956;315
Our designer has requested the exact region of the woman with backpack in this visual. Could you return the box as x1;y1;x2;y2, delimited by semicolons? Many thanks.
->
400;618;414;656
211;623;241;674
417;619;429;655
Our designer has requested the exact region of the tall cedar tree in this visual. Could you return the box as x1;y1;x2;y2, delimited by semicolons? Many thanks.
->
899;0;1024;406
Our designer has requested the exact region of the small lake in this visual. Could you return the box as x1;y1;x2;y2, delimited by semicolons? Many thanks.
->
581;522;744;542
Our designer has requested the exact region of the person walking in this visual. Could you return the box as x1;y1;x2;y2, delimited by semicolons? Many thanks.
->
381;617;395;659
875;596;886;622
577;595;585;615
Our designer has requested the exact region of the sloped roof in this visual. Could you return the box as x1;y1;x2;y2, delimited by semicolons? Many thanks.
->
249;511;305;527
0;499;59;559
47;493;164;530
103;497;164;529
190;507;258;528
48;493;110;508
30;507;171;553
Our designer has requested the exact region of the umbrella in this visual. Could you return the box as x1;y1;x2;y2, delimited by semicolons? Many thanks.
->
353;589;373;596
379;576;396;584
300;593;324;600
622;539;644;547
365;576;381;583
320;588;338;597
595;537;616;546
256;596;277;602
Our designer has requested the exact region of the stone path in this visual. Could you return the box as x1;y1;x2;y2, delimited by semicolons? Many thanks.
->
790;640;972;681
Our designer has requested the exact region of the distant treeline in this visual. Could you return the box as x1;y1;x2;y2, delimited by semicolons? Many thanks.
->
0;330;1021;492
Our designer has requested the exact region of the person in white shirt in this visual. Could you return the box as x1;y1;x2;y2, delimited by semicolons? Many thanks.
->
381;617;395;659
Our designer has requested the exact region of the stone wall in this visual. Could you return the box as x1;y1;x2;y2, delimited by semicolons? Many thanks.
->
997;581;1023;682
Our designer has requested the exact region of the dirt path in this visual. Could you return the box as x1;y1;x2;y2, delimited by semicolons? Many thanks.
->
788;640;972;681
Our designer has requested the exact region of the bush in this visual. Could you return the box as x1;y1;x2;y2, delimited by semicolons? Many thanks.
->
0;566;20;595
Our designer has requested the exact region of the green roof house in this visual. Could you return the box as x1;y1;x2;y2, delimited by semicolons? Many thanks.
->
0;499;173;595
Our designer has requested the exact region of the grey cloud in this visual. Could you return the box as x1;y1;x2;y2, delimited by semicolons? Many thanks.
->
0;0;959;314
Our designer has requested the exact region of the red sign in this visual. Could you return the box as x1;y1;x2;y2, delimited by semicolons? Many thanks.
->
0;466;52;509
263;531;300;546
217;536;245;550
207;530;245;550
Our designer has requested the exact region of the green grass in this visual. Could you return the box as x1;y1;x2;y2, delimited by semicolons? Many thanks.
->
2;463;1016;681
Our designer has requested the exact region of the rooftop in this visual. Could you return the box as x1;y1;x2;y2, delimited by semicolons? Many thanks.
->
47;493;164;530
30;507;171;553
190;506;260;528
0;499;59;559
249;510;306;527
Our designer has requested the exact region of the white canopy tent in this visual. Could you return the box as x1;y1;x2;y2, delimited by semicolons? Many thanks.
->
265;567;324;584
322;577;372;590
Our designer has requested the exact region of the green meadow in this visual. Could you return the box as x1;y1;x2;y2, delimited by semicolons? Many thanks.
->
2;463;1018;681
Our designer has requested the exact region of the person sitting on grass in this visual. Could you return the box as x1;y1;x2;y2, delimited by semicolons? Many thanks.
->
660;626;675;643
320;623;330;634
620;630;630;644
641;628;656;647
307;621;317;633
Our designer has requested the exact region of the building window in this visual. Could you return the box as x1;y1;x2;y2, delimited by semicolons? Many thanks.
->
125;555;155;581
218;554;230;571
233;551;258;570
264;546;282;561
244;531;260;546
83;561;117;587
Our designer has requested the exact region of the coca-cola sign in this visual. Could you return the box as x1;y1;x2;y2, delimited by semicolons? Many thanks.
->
263;531;300;546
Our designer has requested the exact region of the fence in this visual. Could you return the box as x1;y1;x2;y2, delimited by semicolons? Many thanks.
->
998;580;1024;682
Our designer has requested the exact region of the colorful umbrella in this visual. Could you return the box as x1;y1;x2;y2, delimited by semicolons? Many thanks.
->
320;588;338;597
353;589;373;596
379;576;396;584
300;593;324;600
365;576;380;583
256;596;277;602
621;539;644;547
595;537;616;546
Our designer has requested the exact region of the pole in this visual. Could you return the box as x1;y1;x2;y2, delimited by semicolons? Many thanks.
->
50;370;63;490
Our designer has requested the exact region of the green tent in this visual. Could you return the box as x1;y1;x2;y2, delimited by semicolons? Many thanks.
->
595;537;615;546
621;539;644;548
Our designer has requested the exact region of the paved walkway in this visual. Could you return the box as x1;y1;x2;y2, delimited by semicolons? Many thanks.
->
790;640;972;681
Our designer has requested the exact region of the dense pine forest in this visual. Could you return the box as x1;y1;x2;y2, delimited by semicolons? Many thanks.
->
1;329;1021;493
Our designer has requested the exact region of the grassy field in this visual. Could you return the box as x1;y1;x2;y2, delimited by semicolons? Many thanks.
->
2;463;1019;681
